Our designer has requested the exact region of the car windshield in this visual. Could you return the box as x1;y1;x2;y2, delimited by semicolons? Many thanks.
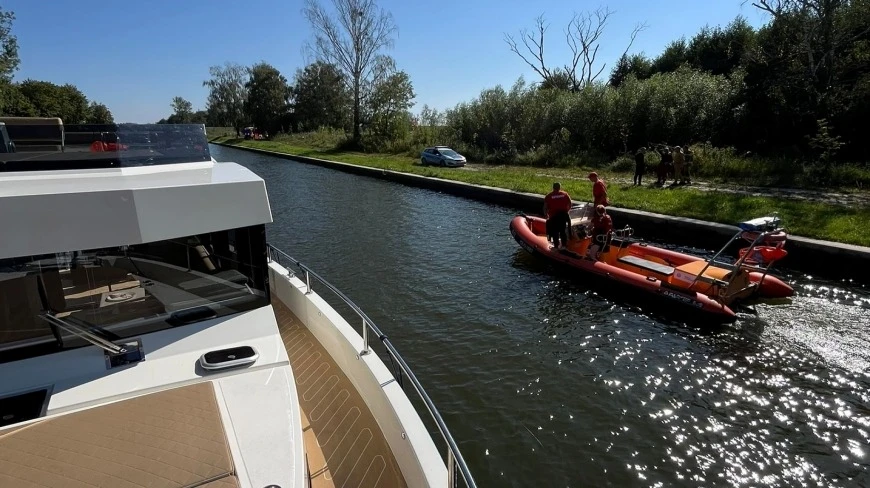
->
0;225;269;363
439;149;460;158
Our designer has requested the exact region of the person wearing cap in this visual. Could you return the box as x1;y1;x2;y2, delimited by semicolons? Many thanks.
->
544;182;572;249
588;172;609;207
587;204;613;259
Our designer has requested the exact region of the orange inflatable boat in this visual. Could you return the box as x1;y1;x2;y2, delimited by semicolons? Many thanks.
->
510;204;794;322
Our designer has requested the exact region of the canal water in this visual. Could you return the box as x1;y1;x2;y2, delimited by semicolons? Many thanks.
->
212;145;870;487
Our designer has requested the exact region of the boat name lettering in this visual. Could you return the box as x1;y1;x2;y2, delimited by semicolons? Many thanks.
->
661;289;704;308
519;239;535;254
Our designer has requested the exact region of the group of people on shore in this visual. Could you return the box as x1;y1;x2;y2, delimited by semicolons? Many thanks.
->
543;173;612;258
633;145;693;186
540;145;694;257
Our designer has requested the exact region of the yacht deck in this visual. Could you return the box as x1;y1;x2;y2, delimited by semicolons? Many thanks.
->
272;298;407;488
0;381;238;488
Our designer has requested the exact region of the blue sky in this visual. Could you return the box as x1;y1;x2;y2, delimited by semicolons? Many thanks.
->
5;0;770;123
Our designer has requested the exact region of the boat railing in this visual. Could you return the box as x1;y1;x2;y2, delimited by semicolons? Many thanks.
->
266;244;477;488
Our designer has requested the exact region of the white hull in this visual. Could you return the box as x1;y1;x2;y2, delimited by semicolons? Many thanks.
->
268;260;447;487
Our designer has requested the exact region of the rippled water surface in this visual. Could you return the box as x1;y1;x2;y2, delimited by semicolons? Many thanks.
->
213;145;870;487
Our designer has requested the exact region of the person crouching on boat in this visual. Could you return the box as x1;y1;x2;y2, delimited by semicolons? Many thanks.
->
587;205;613;259
544;182;572;249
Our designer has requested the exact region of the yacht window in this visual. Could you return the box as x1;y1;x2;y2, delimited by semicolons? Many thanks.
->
0;224;269;363
0;123;210;172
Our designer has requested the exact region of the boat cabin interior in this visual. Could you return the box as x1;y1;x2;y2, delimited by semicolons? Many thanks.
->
0;225;269;365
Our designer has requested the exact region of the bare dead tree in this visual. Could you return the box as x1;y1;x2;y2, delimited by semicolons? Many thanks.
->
505;8;647;91
504;16;555;84
749;0;870;85
304;0;396;143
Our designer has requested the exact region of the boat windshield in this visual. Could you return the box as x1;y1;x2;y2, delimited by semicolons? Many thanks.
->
0;224;269;363
0;123;211;172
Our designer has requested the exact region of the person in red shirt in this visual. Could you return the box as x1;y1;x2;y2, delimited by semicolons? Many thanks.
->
588;172;609;207
587;204;613;259
544;182;572;249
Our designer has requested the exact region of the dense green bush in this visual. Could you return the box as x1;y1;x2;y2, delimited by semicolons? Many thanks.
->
434;68;740;164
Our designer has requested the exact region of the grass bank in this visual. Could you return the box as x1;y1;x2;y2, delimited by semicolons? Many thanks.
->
211;136;870;247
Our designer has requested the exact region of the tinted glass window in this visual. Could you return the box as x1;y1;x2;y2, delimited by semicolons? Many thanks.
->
0;123;210;172
0;224;269;363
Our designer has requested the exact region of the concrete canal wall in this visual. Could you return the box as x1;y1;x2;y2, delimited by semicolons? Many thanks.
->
213;142;870;282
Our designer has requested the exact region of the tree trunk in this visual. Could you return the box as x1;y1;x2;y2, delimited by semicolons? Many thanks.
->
353;80;361;144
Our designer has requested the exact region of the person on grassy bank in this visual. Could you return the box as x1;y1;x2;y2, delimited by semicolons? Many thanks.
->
634;148;646;186
673;146;685;185
544;182;572;249
683;146;693;184
656;146;671;186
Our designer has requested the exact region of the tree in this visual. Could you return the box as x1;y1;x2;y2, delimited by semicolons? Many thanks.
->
685;17;756;75
750;0;870;89
609;53;652;86
650;38;689;74
537;69;575;90
170;96;193;123
291;61;350;131
740;0;870;158
1;7;19;82
0;82;35;116
365;70;414;140
304;0;397;143
16;80;89;123
191;110;208;124
86;101;114;124
418;104;444;127
244;62;290;135
505;9;647;91
203;62;248;135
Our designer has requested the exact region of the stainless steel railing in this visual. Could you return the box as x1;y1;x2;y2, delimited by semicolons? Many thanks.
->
266;244;477;488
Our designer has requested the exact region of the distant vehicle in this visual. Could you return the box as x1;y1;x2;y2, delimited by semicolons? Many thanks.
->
421;146;467;167
243;127;266;140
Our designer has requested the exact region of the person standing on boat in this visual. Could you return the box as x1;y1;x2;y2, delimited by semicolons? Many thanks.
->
544;182;572;249
588;172;609;207
633;148;646;186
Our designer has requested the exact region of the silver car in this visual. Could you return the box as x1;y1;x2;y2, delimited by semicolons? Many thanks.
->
421;146;467;167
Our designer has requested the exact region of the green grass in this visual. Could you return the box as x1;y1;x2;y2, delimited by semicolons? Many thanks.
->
205;127;236;138
212;136;870;247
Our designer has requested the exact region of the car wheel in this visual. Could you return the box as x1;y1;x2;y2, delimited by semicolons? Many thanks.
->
421;158;427;166
440;159;446;167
